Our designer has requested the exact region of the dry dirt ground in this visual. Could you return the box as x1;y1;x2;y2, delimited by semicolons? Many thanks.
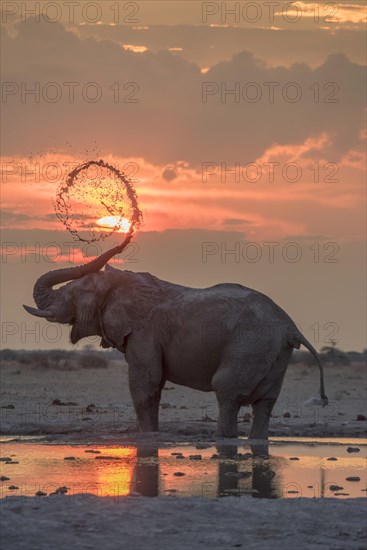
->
0;360;366;441
1;495;366;550
1;359;366;550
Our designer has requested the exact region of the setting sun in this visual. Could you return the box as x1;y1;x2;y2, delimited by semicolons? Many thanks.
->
96;215;131;233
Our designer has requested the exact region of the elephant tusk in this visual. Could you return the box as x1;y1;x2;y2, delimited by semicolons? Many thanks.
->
23;305;54;319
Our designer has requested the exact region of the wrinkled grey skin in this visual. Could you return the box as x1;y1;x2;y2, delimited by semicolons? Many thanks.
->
24;246;327;442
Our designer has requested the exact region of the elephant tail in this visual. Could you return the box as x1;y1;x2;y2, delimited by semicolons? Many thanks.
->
289;332;328;407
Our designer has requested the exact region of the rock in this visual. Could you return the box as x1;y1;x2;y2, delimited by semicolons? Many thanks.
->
64;456;76;460
55;486;68;494
164;489;177;493
1;404;15;409
171;452;184;456
345;476;360;482
210;454;219;459
8;485;19;490
173;472;185;476
0;458;11;462
176;455;184;459
35;491;47;496
346;447;360;453
180;406;188;409
287;490;299;494
86;404;96;412
0;476;10;481
283;412;291;418
327;457;338;461
356;414;366;421
290;457;300;461
161;403;173;409
51;399;65;406
329;485;344;491
5;461;19;465
84;449;101;454
188;455;202;460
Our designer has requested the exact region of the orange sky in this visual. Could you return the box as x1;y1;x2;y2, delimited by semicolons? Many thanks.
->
1;2;366;350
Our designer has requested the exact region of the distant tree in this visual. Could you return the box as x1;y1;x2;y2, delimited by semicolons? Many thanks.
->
320;341;350;365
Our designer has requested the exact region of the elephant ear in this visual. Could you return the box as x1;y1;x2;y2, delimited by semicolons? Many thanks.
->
100;272;163;349
70;289;100;344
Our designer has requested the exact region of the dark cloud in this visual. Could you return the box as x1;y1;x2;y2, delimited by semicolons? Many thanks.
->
162;168;177;181
2;20;366;167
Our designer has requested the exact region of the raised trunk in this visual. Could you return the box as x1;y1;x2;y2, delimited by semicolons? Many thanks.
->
33;233;133;309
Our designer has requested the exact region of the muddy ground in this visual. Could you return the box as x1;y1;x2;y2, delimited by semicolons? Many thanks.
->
1;359;366;549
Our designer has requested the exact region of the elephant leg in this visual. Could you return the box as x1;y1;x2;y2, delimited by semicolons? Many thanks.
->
215;392;241;438
249;398;276;440
130;387;162;432
249;398;276;455
128;368;164;432
126;333;164;432
212;367;241;437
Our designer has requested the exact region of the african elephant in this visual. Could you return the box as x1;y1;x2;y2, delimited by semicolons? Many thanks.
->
24;244;327;440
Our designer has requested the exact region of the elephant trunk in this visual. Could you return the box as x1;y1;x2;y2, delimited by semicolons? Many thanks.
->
33;232;133;309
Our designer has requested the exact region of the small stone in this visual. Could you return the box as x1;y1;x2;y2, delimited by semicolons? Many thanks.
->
0;458;11;462
210;454;219;459
171;452;183;456
35;491;47;496
188;455;202;460
5;461;19;465
287;490;299;494
173;472;185;476
0;476;10;481
84;450;101;454
345;476;360;482
176;455;184;459
329;485;343;491
55;486;68;494
51;399;65;406
64;456;76;460
290;457;299;461
283;412;291;418
346;447;360;453
1;404;15;409
8;485;19;490
356;414;366;421
180;406;188;409
164;489;177;493
327;457;338;461
86;404;96;412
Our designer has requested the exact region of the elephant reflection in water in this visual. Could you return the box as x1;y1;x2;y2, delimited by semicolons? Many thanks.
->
129;444;281;499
